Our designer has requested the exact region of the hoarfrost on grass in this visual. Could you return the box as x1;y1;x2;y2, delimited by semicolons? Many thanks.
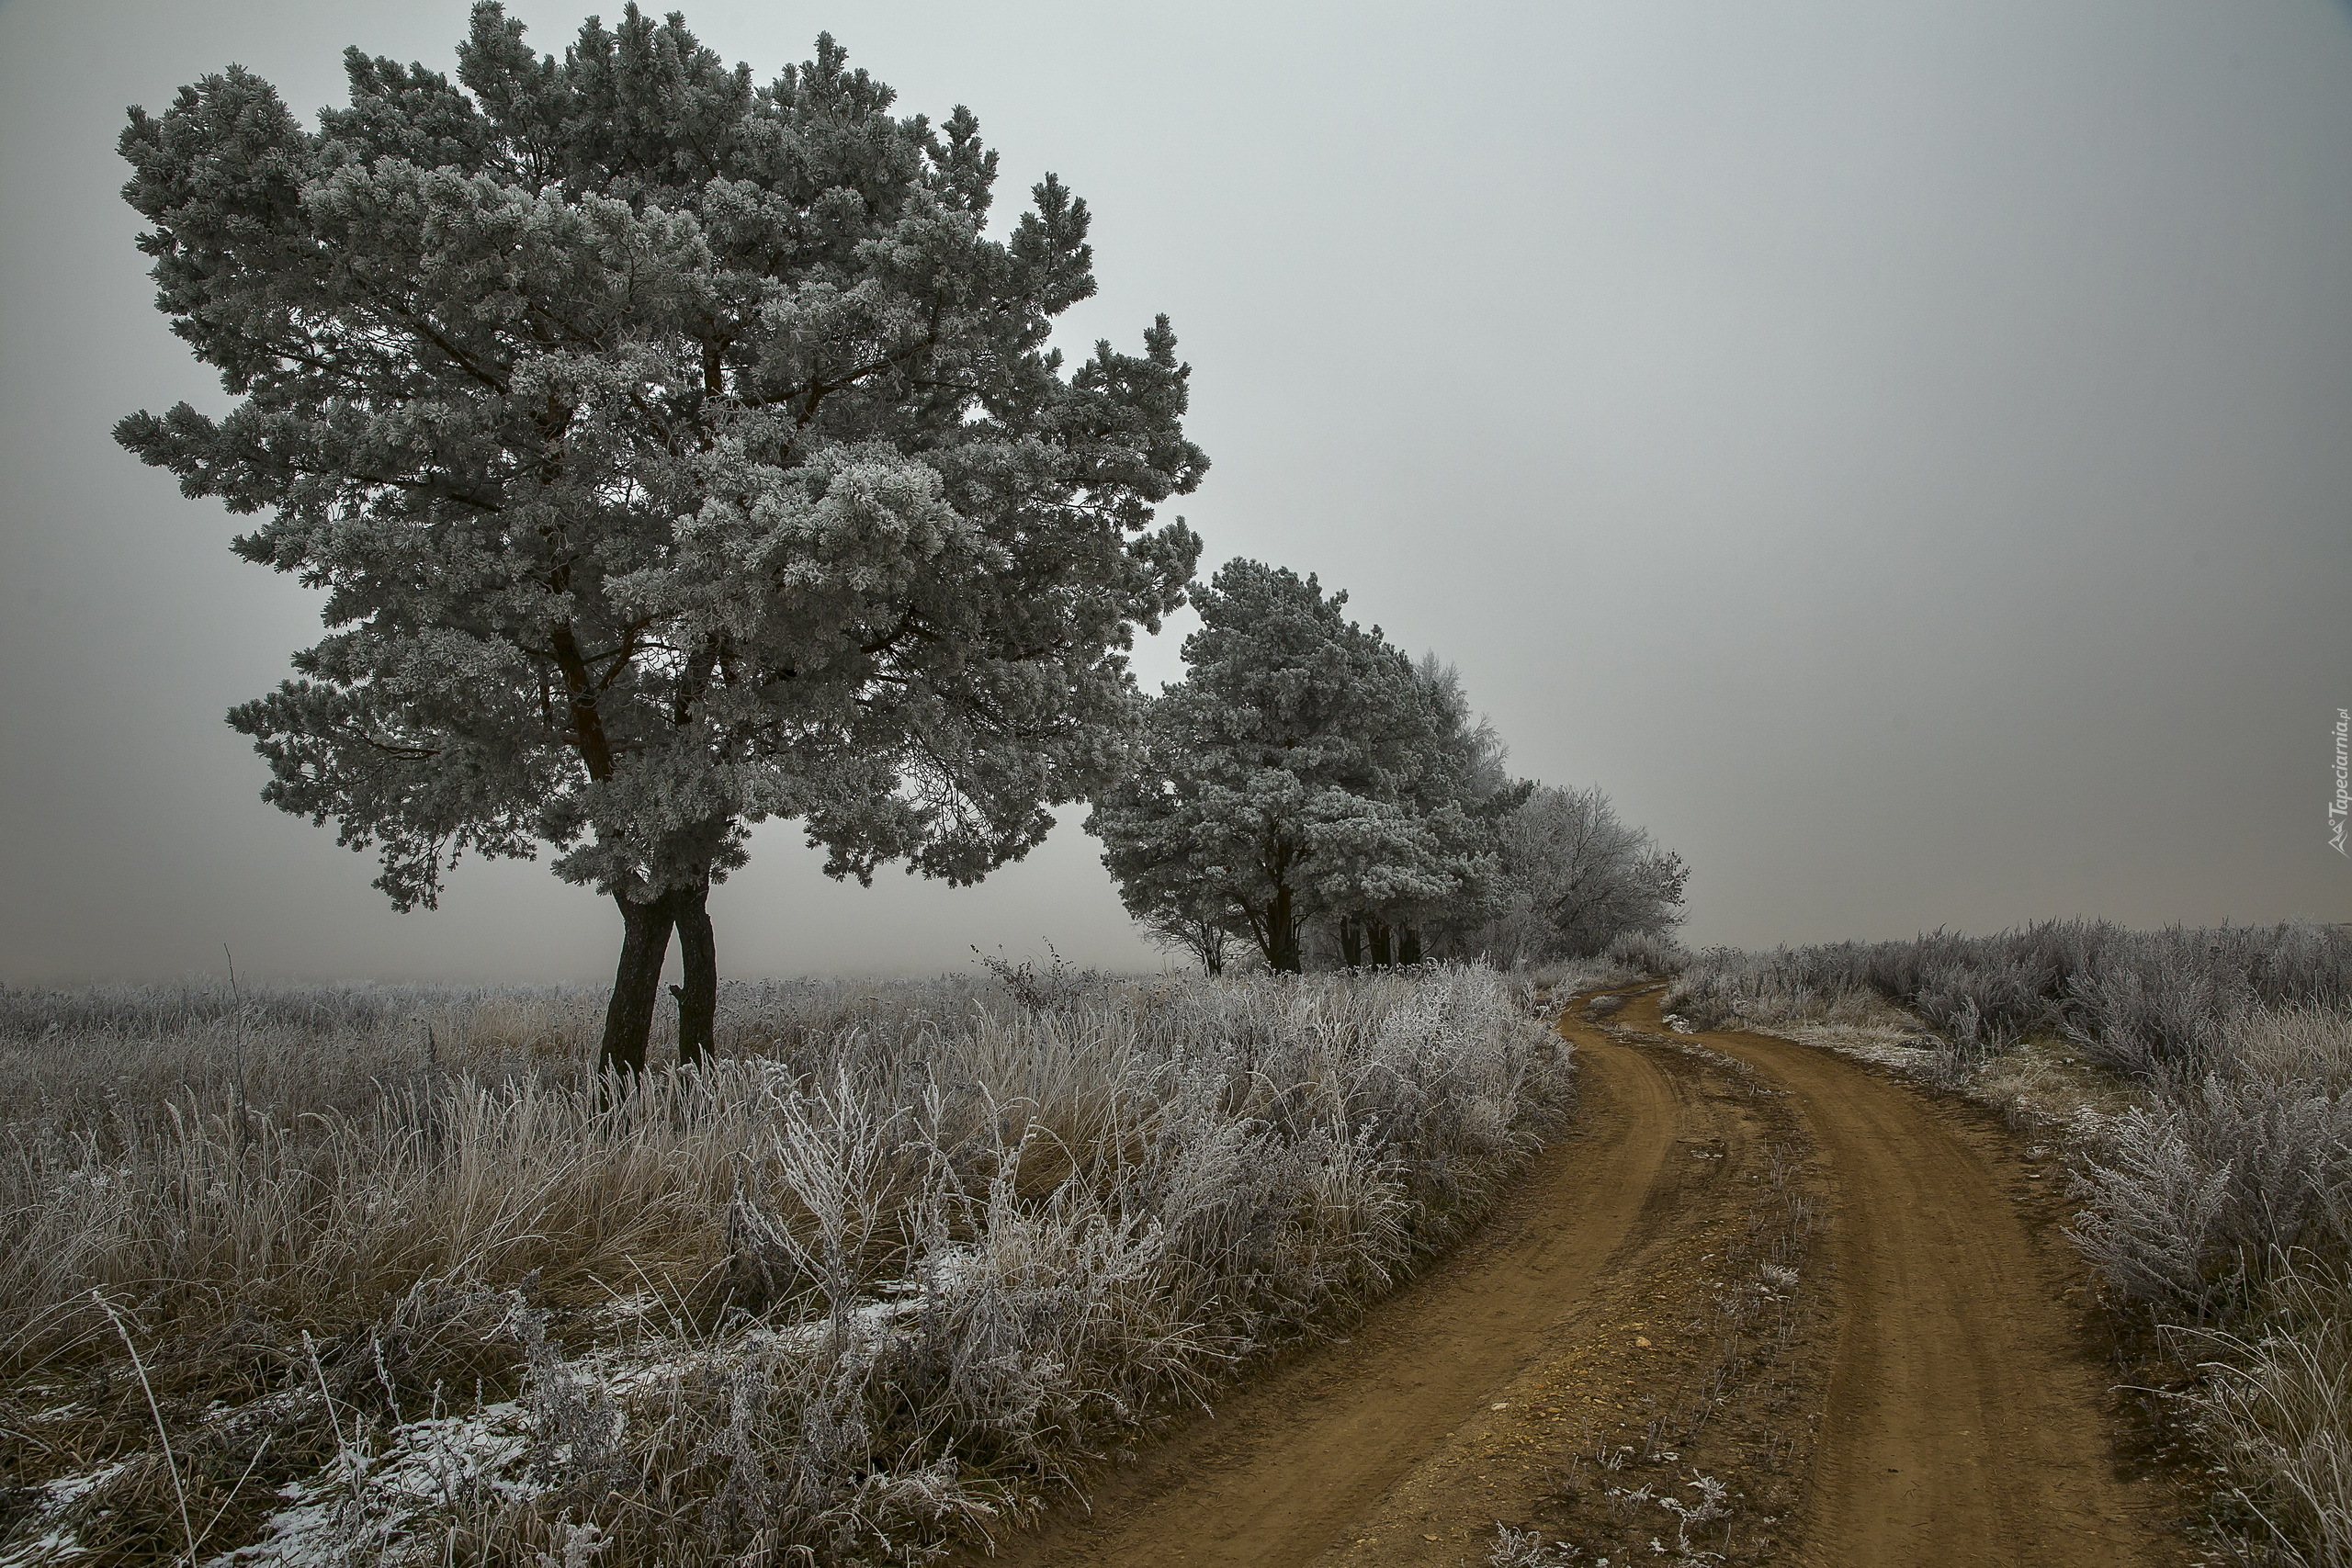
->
2;964;1565;1566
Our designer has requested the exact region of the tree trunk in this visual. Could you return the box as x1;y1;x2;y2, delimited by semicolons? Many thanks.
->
1399;926;1424;965
1339;918;1363;969
672;876;717;1069
1269;883;1301;973
598;889;679;1077
1368;920;1394;968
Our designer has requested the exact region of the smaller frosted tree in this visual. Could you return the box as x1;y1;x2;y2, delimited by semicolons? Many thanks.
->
1141;906;1239;975
1323;655;1519;964
1473;784;1688;964
1414;654;1512;807
1088;559;1472;972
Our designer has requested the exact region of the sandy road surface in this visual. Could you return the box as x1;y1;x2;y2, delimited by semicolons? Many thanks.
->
1625;990;2168;1567
971;988;2181;1567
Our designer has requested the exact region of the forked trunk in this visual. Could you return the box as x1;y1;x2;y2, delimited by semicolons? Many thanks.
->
1268;883;1302;974
1398;926;1424;965
672;878;717;1068
598;889;678;1077
1368;921;1394;967
1339;918;1363;969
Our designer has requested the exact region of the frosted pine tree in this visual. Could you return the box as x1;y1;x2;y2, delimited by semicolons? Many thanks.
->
1087;560;1482;972
118;6;1204;1069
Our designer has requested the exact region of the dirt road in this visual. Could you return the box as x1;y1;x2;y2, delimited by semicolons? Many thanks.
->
971;987;2184;1567
1689;1001;2153;1566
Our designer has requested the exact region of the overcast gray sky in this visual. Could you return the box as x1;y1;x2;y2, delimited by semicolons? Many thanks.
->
3;0;2348;983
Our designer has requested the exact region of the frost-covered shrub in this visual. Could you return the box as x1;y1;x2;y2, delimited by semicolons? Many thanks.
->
1662;948;1889;1034
0;964;1565;1565
1662;921;2352;1082
1605;930;1690;977
2070;1007;2352;1320
1522;954;1643;1001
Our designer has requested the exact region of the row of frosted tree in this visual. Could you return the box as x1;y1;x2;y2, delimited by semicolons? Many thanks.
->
1087;559;1686;975
111;6;1680;1068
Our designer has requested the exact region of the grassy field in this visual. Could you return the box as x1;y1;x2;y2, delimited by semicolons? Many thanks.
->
20;927;2324;1565
0;963;1589;1566
1665;921;2352;1568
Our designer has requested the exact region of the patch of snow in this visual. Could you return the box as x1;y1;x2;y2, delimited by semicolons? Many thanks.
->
0;1460;134;1568
1773;1021;1939;1074
47;1292;944;1568
212;1404;534;1567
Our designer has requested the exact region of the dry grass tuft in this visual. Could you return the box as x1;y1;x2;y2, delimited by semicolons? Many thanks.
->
2172;1256;2352;1568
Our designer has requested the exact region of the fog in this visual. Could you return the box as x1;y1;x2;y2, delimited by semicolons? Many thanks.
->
3;0;2347;983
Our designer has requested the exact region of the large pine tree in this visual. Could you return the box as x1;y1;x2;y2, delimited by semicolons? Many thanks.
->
118;5;1204;1068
